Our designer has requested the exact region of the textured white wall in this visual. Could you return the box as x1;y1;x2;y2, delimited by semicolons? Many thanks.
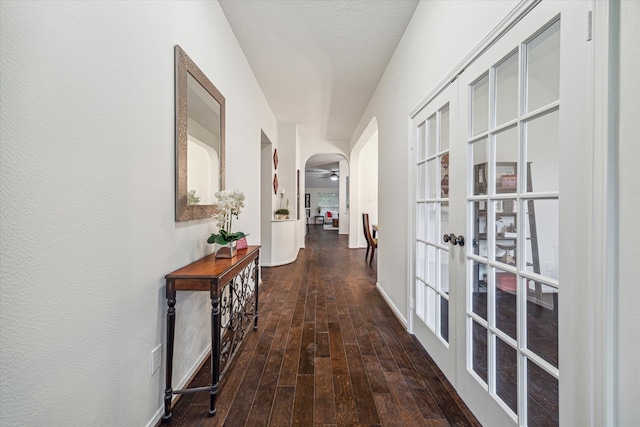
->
0;1;276;426
350;0;516;320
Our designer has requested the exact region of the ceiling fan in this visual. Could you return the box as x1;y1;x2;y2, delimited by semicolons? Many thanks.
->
306;166;339;181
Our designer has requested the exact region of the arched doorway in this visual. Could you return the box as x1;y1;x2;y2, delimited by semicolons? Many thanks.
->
303;154;349;243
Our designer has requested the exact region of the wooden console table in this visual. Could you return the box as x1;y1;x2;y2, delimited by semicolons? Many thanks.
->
162;246;260;421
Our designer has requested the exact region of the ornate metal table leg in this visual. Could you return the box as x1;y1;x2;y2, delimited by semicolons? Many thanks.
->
209;294;221;416
163;283;176;421
253;256;259;330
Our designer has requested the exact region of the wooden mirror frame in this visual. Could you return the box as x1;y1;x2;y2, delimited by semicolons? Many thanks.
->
175;45;226;221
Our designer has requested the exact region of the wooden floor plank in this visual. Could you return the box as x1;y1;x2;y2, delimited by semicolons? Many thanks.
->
385;371;428;426
314;357;337;425
333;374;360;427
279;326;303;387
345;343;380;425
245;349;284;426
292;374;314;427
269;386;295;426
362;355;390;394
373;393;404;427
328;322;348;376
299;322;316;375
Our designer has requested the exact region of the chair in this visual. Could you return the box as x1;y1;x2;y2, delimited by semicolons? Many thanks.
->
362;213;378;265
325;211;332;224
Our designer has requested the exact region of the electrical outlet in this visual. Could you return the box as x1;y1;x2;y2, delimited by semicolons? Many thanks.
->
151;344;162;375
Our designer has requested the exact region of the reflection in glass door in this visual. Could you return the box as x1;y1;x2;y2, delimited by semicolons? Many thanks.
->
466;18;560;425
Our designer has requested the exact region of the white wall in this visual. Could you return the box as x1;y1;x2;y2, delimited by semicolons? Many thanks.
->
277;124;298;218
350;0;517;322
358;132;378;247
266;219;298;266
0;1;277;426
260;137;274;265
338;159;350;234
258;124;300;266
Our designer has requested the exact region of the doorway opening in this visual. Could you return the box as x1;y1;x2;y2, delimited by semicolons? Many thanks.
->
304;154;349;238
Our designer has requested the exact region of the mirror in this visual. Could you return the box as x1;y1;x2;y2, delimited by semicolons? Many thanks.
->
175;45;225;221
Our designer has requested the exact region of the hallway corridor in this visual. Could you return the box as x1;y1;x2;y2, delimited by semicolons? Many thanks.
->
161;225;479;426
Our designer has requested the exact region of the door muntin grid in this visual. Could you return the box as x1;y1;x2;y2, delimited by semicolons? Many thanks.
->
466;18;560;425
415;104;450;344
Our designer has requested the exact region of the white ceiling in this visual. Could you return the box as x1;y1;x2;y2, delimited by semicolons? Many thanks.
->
219;0;419;145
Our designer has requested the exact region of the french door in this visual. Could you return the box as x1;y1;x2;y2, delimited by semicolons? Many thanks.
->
411;1;593;425
411;82;460;381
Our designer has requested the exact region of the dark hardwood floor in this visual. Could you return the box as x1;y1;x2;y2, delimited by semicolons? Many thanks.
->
160;224;480;427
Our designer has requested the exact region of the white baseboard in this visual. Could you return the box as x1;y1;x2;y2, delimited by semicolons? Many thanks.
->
262;256;298;267
376;281;408;329
261;248;300;267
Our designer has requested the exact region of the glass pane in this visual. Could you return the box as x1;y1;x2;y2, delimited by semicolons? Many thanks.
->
428;113;437;156
416;241;426;279
416;203;426;240
526;20;560;112
495;52;519;126
440;201;449;240
472;320;488;383
496;162;517;194
472;261;487;320
496;338;518;415
439;248;449;293
495;129;518;195
440;297;449;343
526;282;558;368
416;279;426;320
426;159;437;199
417;162;426;199
525;199;558;280
440;105;450;150
472;139;488;195
525;110;559;193
427;245;436;284
495;268;517;340
427;286;436;329
472;201;488;257
472;74;489;136
527;359;559;426
440;153;450;198
426;202;437;242
495;199;517;265
417;122;426;160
